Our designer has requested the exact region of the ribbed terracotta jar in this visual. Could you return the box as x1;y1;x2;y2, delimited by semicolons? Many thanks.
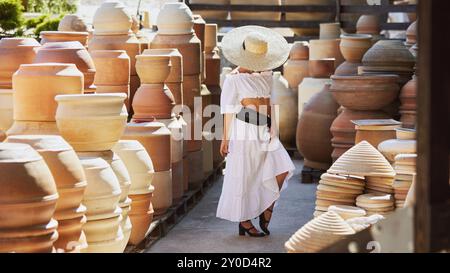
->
0;38;41;89
78;156;124;253
7;63;83;137
399;75;417;128
352;119;402;148
0;143;58;253
55;93;128;152
33;41;96;90
6;135;88;253
309;39;344;67
92;1;132;35
40;31;89;47
0;89;13;139
297;84;339;170
112;140;155;245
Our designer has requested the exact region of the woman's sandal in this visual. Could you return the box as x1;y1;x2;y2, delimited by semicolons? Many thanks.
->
238;221;266;237
259;208;273;235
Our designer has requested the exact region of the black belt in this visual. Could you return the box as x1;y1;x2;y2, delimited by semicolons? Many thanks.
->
236;107;271;128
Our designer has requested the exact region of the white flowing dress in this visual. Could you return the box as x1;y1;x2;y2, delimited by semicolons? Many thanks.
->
216;71;296;222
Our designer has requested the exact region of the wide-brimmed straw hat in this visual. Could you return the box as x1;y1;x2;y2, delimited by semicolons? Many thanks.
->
221;25;290;72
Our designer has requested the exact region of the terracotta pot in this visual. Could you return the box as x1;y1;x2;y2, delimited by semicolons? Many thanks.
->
55;93;128;152
320;22;341;40
230;0;281;21
271;72;297;149
298;77;331;118
122;121;172;172
187;149;204;190
150;33;201;76
127;191;153;245
5;135;87;253
285;0;335;36
189;0;229;20
283;59;309;90
132;84;175;121
184;114;203;152
193;15;206;52
334;61;360;76
308;59;335;78
156;2;194;35
40;31;89;47
340;34;372;63
297;84;339;170
356;15;380;35
0;143;58;253
118;198;132;250
58;14;88;32
205;51;221;87
183;74;201;110
33;41;95;89
405;20;417;47
0;38;41;89
289;41;309;61
330;75;400;111
93;0;132;35
0;89;13;133
399;76;417;128
135;54;171;84
309;39;344;67
352;119;402;148
152;170;173;216
91;50;130;87
362;40;415;70
143;49;183;83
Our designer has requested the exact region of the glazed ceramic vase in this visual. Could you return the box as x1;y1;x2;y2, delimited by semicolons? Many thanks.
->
189;0;229;20
0;38;41;89
399;75;417;128
309;39;344;67
58;14;88;32
0;89;13;140
319;22;341;40
78;156;124;253
283;41;310;90
91;50;130;110
93;1;132;35
0;143;58;253
378;128;417;163
112;140;155;245
335;34;372;76
7;63;83;136
271;72;297;149
40;31;89;47
297;77;331;118
297;84;339;170
230;0;281;21
353;119;401;148
55;93;128;152
285;0;335;36
6;135;87;253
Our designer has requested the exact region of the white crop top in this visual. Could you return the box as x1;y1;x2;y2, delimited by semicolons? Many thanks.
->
220;71;273;114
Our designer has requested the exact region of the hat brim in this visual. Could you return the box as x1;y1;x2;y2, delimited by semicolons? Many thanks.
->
221;26;290;72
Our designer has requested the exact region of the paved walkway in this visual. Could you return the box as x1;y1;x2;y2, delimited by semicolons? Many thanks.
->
146;159;316;253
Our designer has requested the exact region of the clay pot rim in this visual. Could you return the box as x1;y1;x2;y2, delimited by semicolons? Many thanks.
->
18;62;78;70
55;93;127;102
142;48;182;57
340;33;373;40
0;37;41;47
136;54;171;63
38;41;84;50
90;49;129;57
40;31;89;36
330;74;399;82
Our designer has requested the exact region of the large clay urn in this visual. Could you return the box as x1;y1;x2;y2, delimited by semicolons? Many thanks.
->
297;71;331;119
285;0;335;36
399;75;417;128
0;38;41;89
112;140;155;245
6;135;88;253
335;34;372;76
230;0;281;21
0;143;58;253
92;1;132;35
33;41;96;90
309;39;344;67
55;93;128;152
189;0;229;20
283;41;309;90
78;156;124;253
7;63;83;136
40;31;89;47
271;72;297;149
297;84;340;170
0;89;13;140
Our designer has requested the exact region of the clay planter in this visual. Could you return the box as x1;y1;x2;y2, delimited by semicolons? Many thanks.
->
283;42;310;89
91;50;130;87
55;93;128;152
132;84;175;121
309;39;344;67
356;15;380;35
330;75;400;111
230;0;281;21
290;41;309;60
135;54;171;84
0;38;41;89
297;84;340;170
40;31;89;47
150;33;202;77
0;143;58;253
190;0;229;20
33;41;95;89
93;1;132;35
6;135;87;253
127;192;154;245
362;40;415;70
320;22;341;40
152;170;173;216
339;34;372;63
156;2;195;35
330;108;390;161
285;0;335;36
122;122;172;172
399;76;417;128
58;14;88;32
308;59;335;78
352;119;402;148
0;89;13;136
298;78;331;118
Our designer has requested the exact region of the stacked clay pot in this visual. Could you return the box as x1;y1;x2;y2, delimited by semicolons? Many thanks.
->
356;193;394;217
33;41;96;91
378;128;417;164
297;84;339;171
353;119;402;148
189;0;229;20
399;75;417;128
122;122;173;216
0;89;13;141
297;59;333;118
329;74;399;161
193;15;206;83
356;14;381;40
393;153;416;208
112;140;155;245
283;41;310;91
285;0;335;37
230;0;281;21
319;22;341;40
7;63;83;136
285;211;355;253
91;50;131;110
0;143;58;253
314;173;365;217
309;39;344;68
6;135;87;253
40;31;89;47
89;1;143;109
55;93;129;252
335;34;372;76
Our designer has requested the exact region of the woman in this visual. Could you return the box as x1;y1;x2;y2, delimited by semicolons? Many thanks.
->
216;26;295;237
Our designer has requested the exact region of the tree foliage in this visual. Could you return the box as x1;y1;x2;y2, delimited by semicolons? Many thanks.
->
0;0;24;33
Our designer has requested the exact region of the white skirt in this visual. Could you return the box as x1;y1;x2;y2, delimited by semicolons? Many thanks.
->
216;118;296;222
